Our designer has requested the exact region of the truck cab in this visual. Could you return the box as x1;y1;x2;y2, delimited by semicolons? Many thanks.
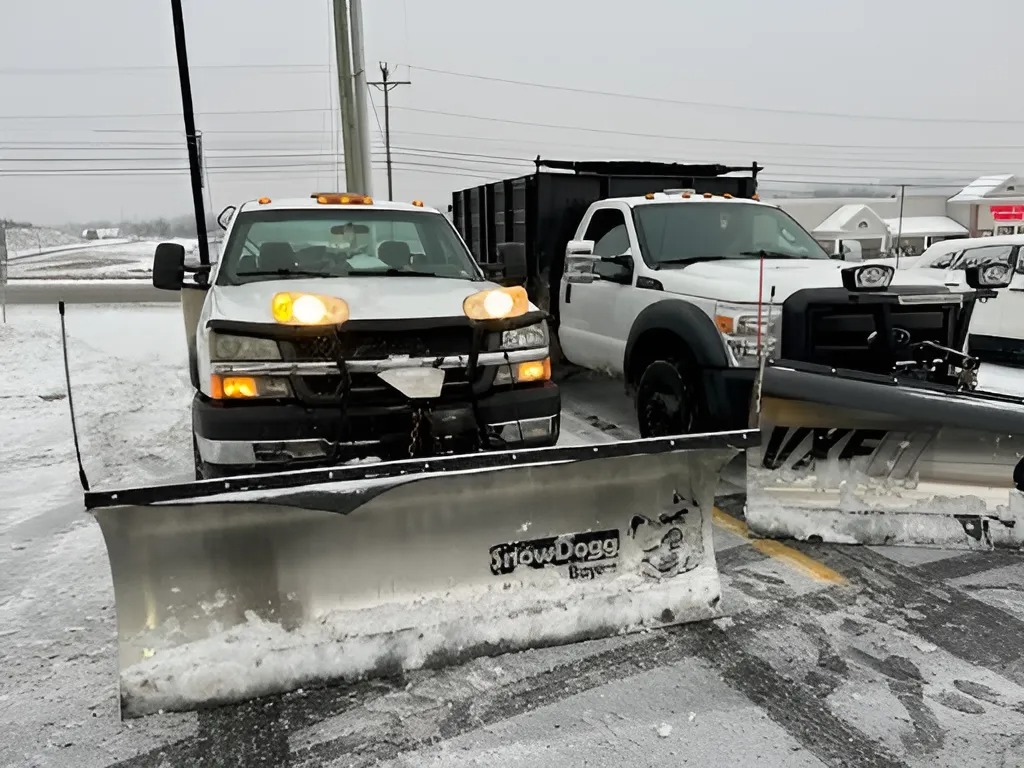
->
556;191;958;436
152;193;560;478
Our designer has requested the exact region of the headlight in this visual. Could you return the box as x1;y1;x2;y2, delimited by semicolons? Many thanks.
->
713;302;780;366
463;286;529;320
501;322;547;350
841;263;894;292
209;332;282;361
271;292;349;325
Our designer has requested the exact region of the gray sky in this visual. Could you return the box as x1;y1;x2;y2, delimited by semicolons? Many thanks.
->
2;0;1024;225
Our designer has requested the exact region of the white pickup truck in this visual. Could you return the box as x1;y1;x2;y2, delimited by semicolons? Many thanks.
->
880;233;1024;368
552;190;1001;436
152;192;560;478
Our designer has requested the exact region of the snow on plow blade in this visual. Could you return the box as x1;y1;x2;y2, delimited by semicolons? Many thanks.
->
84;430;754;718
747;360;1024;549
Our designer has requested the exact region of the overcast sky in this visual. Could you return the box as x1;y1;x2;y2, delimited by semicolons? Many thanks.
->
2;0;1023;224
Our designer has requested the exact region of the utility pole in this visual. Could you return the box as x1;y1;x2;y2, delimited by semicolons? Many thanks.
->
368;63;411;200
331;0;360;193
349;0;373;196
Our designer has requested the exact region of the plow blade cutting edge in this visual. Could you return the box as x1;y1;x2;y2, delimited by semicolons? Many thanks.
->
84;430;755;718
747;360;1024;549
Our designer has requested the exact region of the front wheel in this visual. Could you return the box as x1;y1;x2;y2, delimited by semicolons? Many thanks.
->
635;358;703;438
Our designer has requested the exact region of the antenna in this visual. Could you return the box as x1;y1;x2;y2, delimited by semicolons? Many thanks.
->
58;302;90;492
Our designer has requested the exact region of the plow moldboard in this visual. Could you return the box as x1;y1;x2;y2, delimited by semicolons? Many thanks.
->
85;431;754;717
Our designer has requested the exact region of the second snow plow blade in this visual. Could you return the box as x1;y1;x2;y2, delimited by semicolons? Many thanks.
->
84;430;754;718
747;361;1024;549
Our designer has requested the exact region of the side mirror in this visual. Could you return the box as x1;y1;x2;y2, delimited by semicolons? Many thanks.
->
217;205;236;231
493;242;527;286
566;239;595;257
965;263;1011;290
153;242;186;291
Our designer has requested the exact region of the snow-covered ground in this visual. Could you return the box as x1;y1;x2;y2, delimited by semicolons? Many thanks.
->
5;227;86;257
6;238;201;280
7;302;1024;766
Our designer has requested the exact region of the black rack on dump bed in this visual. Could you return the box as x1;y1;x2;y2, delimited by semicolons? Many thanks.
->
449;158;762;319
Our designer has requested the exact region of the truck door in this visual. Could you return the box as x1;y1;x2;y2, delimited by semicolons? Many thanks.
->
558;206;637;371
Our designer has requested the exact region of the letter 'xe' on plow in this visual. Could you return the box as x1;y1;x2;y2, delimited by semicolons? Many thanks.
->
83;431;754;718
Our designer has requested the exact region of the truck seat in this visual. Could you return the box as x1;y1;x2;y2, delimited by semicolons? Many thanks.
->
378;240;412;269
257;241;296;272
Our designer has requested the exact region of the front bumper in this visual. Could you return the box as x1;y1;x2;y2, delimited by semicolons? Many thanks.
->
193;381;561;470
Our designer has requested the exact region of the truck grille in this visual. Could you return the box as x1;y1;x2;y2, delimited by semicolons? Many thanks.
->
282;326;473;362
293;368;474;406
282;325;479;406
783;300;957;373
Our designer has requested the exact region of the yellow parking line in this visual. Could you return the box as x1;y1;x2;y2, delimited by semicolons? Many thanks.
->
712;507;847;585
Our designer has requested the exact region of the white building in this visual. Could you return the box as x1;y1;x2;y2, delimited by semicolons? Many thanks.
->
768;174;1024;259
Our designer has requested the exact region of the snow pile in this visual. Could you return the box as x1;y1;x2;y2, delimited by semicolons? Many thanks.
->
745;450;1024;548
116;548;722;717
0;304;194;534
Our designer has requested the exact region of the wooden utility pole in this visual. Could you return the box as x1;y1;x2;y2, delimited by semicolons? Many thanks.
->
368;63;411;200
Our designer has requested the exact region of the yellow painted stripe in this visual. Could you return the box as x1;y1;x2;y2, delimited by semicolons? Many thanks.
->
712;507;847;585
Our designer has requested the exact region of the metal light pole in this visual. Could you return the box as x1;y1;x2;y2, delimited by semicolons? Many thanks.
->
169;0;210;265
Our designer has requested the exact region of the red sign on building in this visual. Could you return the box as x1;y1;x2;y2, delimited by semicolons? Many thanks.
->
990;204;1024;221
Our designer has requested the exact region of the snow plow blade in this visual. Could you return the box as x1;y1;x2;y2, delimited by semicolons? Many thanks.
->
747;360;1024;549
84;430;755;718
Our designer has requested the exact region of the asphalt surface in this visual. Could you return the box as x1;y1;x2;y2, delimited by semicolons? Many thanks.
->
4;298;1024;767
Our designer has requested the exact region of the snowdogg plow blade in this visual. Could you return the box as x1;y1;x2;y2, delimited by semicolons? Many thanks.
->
84;430;754;718
747;360;1024;549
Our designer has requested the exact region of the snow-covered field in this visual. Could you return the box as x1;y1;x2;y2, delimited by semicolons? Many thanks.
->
6;227;87;257
6;238;202;280
7;302;1024;766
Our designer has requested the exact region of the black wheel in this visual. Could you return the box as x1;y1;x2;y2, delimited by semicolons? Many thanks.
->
635;358;703;438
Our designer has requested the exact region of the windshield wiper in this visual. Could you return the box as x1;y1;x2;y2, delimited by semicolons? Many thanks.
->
343;269;467;279
737;250;803;259
235;269;328;278
654;256;735;269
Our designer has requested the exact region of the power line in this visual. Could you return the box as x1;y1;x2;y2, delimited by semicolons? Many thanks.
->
0;63;331;75
405;64;1024;127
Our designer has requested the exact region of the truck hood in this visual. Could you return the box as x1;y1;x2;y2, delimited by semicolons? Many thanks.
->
209;276;514;324
656;258;954;304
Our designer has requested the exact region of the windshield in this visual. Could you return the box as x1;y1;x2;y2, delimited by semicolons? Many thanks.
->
633;202;831;266
949;244;1017;271
216;207;483;285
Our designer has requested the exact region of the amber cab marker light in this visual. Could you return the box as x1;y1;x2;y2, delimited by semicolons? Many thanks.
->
313;192;373;205
411;199;425;207
258;197;272;205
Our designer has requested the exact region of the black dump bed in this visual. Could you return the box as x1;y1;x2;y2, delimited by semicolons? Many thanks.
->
450;158;762;318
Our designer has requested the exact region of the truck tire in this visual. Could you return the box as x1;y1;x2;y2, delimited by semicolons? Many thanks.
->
635;357;704;438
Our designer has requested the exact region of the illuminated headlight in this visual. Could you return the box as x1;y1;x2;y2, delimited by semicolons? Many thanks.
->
713;302;781;366
463;286;529;320
500;322;548;350
841;263;894;292
209;332;281;361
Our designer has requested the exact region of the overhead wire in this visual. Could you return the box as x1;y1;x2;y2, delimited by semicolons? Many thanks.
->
403;64;1024;127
